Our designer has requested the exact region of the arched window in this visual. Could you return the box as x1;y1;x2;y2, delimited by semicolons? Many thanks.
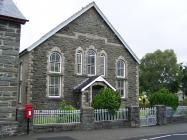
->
87;49;96;75
48;51;62;97
117;60;125;77
116;59;126;98
100;54;105;76
76;50;82;75
49;52;61;73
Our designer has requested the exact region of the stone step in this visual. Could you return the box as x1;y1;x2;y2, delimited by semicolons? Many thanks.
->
0;107;16;113
0;107;16;121
0;101;9;107
0;113;14;120
0;117;15;121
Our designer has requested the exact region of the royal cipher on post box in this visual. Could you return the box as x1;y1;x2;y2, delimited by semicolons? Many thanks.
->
24;103;33;119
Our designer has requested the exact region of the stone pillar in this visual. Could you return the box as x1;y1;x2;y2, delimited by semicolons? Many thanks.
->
0;20;21;121
81;90;91;108
128;106;140;127
155;105;167;125
81;107;94;130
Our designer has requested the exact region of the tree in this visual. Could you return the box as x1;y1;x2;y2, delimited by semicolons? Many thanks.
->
140;49;180;94
180;63;187;99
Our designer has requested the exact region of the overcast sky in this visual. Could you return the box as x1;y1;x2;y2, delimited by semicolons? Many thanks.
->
13;0;187;63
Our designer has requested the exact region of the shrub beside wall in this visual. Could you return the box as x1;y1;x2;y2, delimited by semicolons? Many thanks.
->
149;88;179;110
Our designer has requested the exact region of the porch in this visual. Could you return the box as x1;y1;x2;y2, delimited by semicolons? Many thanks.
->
73;76;116;108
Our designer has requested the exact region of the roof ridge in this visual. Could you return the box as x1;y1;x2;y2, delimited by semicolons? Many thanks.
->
23;1;140;64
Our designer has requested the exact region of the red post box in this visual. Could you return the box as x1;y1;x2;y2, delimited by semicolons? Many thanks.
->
24;103;33;119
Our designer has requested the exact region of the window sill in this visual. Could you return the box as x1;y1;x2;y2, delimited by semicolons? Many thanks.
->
47;72;63;76
47;96;62;99
121;97;127;101
87;74;96;77
116;76;127;80
76;73;83;76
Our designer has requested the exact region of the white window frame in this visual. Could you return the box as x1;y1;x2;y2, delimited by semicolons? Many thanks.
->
87;49;96;76
47;51;62;98
117;59;125;78
48;75;61;98
100;54;105;76
19;62;23;81
116;80;126;98
49;52;61;73
18;84;22;103
76;51;82;75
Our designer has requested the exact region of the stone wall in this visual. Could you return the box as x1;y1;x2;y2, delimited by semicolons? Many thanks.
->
0;121;18;137
94;120;130;129
33;124;81;133
167;116;187;124
14;106;187;135
0;20;21;120
23;7;139;109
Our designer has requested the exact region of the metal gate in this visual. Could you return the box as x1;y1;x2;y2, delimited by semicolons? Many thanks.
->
140;107;157;127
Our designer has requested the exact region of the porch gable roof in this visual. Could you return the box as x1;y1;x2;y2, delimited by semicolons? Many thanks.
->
73;76;116;92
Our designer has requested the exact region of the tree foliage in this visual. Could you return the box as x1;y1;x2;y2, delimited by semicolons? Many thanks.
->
140;49;180;93
180;64;187;97
91;88;121;113
149;88;179;110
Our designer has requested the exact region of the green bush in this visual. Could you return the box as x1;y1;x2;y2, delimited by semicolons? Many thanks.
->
149;88;179;110
59;101;76;110
91;88;121;113
57;101;78;123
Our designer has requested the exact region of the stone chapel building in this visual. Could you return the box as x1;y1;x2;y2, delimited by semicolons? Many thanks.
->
19;2;140;109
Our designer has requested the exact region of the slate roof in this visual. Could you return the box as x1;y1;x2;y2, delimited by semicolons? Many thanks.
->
0;0;27;24
74;76;99;92
73;75;116;92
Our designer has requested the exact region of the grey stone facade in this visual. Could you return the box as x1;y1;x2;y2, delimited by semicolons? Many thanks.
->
20;6;139;109
0;20;21;120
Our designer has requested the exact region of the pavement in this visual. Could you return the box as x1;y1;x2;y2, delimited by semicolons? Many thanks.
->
2;123;187;140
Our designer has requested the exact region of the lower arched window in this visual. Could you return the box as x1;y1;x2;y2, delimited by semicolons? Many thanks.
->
76;51;82;75
87;49;96;75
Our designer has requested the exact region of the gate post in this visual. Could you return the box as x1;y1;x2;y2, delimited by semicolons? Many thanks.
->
155;105;167;125
128;106;140;127
81;107;94;130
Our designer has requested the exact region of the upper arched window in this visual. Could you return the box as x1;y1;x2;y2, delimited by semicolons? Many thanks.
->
49;52;61;73
117;59;125;77
76;50;83;75
87;49;96;75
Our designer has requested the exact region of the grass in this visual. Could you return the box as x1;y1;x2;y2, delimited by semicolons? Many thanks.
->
33;114;80;125
33;116;58;124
